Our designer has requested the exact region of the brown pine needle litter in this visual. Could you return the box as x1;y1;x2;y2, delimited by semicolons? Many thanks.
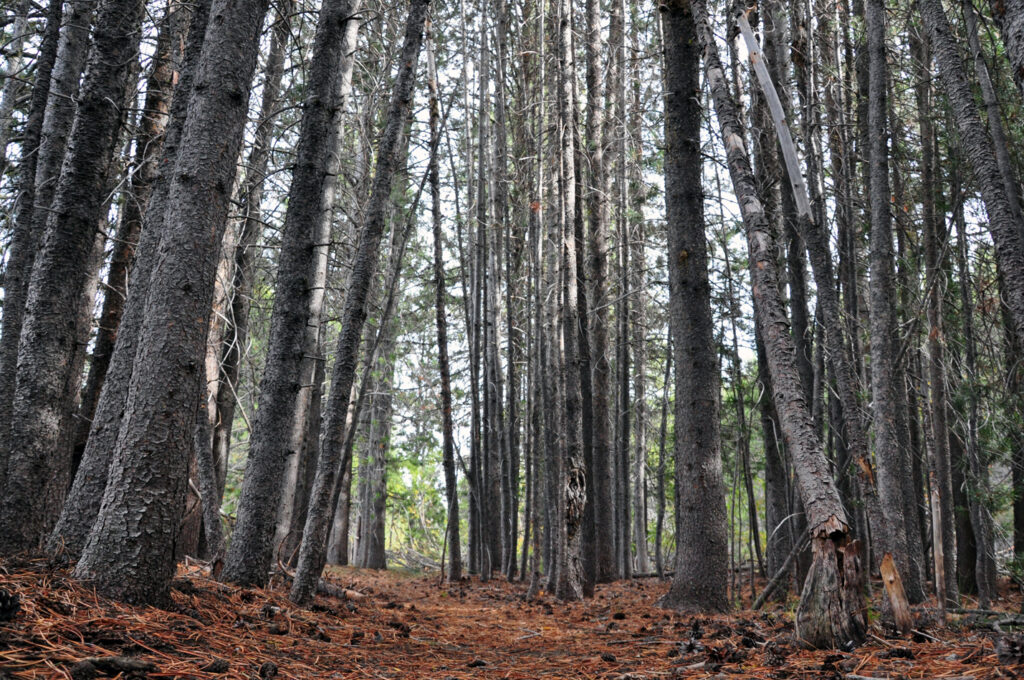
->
1;556;1022;679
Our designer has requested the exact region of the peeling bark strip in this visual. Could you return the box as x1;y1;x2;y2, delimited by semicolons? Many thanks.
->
289;0;431;606
0;0;146;554
691;0;865;648
73;0;273;605
222;0;363;589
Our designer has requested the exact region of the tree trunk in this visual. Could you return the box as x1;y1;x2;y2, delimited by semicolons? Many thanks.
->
221;0;362;587
0;0;146;554
47;0;209;561
211;7;292;500
0;0;100;423
289;0;429;605
988;0;1024;101
693;0;865;647
657;0;728;612
72;0;271;604
428;24;461;581
73;0;187;464
865;0;924;600
919;0;1024;348
0;0;62;492
551;0;585;602
0;0;32;178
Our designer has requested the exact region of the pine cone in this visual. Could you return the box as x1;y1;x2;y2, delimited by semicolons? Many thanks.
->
997;633;1024;665
0;588;20;622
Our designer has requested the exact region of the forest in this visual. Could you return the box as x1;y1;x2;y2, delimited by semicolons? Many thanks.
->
3;0;1024;674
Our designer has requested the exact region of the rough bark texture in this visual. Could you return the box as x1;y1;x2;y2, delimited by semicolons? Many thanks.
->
47;0;209;560
289;0;429;605
919;0;1024;349
221;0;361;587
0;0;62;491
693;0;864;647
988;0;1024;100
0;0;145;554
72;0;271;604
657;0;728;613
0;0;100;427
865;0;923;601
553;0;585;603
73;0;187;463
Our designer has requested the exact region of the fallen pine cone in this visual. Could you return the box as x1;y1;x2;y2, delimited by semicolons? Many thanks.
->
68;656;156;679
0;588;20;621
997;634;1024;665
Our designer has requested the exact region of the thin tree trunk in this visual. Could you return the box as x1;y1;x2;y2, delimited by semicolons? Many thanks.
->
864;0;925;601
428;23;461;581
211;8;292;499
289;0;429;605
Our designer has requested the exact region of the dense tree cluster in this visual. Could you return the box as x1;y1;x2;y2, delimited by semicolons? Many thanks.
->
3;0;1024;650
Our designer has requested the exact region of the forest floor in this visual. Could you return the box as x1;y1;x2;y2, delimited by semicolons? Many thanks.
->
1;556;1023;679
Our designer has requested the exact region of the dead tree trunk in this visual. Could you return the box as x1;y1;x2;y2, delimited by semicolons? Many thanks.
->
693;0;865;647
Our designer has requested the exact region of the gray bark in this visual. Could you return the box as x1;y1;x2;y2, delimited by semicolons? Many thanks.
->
919;0;1024;357
73;0;187;463
866;0;925;600
220;0;361;586
988;0;1024;101
289;0;429;605
657;0;728;613
0;0;146;553
211;7;292;499
72;0;271;604
693;0;865;646
47;0;208;560
0;0;62;492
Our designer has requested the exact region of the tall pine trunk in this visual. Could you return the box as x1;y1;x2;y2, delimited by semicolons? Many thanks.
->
657;0;728;613
0;0;146;553
221;0;362;586
73;0;272;604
